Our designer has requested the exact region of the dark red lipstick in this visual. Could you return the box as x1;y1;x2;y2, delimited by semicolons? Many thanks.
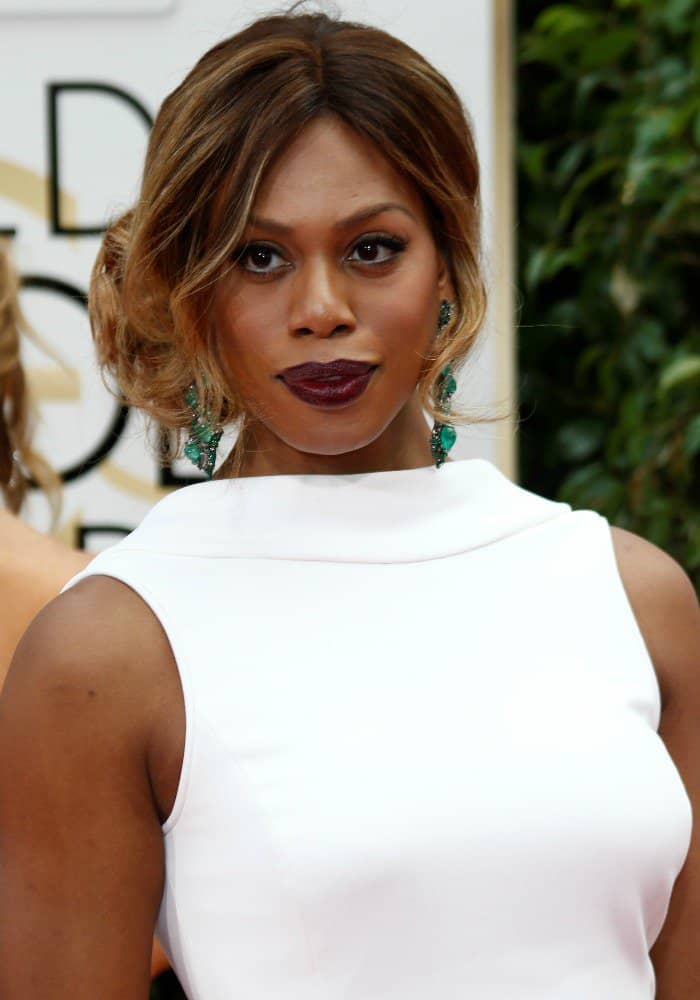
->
278;359;378;408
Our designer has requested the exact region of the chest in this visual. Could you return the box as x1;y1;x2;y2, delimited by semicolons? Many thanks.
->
165;551;686;899
145;539;693;997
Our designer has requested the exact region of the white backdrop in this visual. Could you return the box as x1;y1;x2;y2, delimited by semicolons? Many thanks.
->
0;0;514;548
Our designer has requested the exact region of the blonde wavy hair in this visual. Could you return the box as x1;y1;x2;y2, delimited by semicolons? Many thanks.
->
90;7;504;470
0;241;61;518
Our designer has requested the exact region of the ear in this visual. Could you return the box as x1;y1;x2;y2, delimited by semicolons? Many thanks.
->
436;251;455;301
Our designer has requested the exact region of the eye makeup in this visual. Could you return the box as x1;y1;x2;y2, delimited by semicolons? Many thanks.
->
233;232;409;276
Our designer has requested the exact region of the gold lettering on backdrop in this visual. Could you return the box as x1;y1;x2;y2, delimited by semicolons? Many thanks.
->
0;168;81;400
55;507;83;548
28;367;81;402
0;159;78;230
100;460;172;504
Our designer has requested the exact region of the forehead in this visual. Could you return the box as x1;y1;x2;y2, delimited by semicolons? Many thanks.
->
251;114;426;226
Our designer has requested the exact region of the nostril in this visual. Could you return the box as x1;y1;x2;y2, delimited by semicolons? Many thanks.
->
293;324;354;337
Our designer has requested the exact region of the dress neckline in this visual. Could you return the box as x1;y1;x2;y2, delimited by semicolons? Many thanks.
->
119;458;572;564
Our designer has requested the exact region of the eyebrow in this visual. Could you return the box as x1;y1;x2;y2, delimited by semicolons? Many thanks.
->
247;202;417;233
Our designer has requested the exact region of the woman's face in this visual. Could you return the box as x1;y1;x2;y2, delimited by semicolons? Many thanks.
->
214;114;452;465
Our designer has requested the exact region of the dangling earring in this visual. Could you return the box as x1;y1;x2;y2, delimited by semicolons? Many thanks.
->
430;300;457;469
184;383;223;478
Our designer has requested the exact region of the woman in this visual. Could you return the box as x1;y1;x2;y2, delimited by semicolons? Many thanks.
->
1;10;698;998
0;243;172;984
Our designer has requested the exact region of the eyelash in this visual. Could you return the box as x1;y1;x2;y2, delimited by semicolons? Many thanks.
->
234;234;408;276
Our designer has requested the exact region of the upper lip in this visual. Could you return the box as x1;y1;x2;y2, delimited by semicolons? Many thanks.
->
278;359;378;382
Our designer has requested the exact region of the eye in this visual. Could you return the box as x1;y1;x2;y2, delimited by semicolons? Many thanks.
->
236;243;288;274
348;235;408;265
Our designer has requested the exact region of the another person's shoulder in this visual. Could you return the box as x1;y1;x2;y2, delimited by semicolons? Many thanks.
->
609;525;699;708
0;510;92;685
0;509;89;590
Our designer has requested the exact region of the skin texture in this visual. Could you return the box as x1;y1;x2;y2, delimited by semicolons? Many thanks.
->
610;527;700;999
0;118;698;997
215;114;453;479
0;510;171;982
0;578;181;998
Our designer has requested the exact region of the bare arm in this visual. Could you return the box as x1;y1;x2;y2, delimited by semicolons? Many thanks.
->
611;527;700;998
0;577;176;999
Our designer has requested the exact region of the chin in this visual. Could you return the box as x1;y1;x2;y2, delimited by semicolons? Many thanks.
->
275;422;386;458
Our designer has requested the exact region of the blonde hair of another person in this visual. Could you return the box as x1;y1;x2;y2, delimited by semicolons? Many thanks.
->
0;240;62;519
0;241;87;678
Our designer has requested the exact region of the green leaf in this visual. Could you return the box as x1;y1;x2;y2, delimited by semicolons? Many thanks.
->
659;355;700;394
651;182;692;229
520;33;561;67
525;247;548;290
661;0;698;33
580;29;637;71
684;414;700;457
575;73;607;113
620;389;648;428
558;158;621;228
517;0;700;592
576;344;607;382
618;341;647;382
520;143;548;182
624;428;651;467
691;23;700;71
623;156;660;202
645;515;673;549
559;463;625;509
636;320;666;362
536;6;599;36
554;142;588;184
556;419;606;461
525;246;579;289
548;298;579;326
658;149;695;172
635;109;684;151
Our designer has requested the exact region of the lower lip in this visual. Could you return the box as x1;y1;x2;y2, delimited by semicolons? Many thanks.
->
281;369;377;408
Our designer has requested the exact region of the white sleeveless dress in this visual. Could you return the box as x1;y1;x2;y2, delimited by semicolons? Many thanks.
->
65;458;692;999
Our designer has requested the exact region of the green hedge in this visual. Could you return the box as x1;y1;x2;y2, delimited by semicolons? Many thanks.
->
516;0;700;589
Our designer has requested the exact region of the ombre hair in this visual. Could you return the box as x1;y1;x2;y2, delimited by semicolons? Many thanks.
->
0;241;61;517
90;7;501;469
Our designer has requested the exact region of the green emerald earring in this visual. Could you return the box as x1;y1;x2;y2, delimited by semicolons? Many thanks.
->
430;300;457;468
184;384;223;478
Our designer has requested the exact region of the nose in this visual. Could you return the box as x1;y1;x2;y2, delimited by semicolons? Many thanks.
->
288;257;356;339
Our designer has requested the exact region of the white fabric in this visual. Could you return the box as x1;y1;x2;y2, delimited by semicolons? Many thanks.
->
66;458;692;999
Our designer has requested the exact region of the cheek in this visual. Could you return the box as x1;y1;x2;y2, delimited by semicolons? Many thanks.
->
214;243;440;403
369;269;439;373
215;291;279;388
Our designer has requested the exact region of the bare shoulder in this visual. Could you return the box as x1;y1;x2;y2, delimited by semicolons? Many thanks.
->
0;574;183;815
0;575;176;995
611;533;700;991
3;574;173;716
1;571;184;826
609;525;700;710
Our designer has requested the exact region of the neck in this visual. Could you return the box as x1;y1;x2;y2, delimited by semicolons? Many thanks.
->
226;395;437;479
